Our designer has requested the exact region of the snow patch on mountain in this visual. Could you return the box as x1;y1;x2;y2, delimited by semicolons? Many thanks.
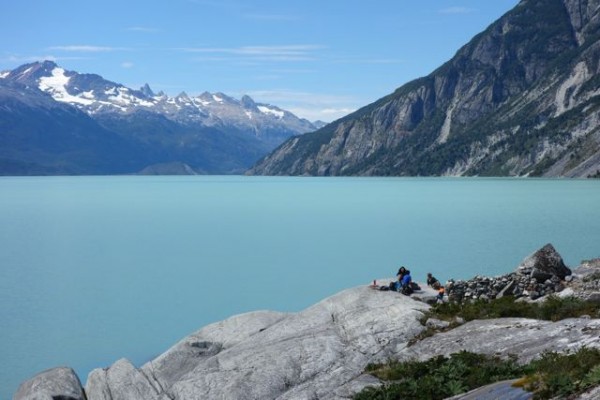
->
258;105;284;118
107;88;154;108
0;71;9;79
38;68;94;106
3;61;321;148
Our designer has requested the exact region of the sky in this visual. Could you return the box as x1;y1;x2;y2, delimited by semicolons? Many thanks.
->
0;0;520;122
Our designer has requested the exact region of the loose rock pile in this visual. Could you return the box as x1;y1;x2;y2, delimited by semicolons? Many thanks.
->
446;244;572;302
567;258;600;302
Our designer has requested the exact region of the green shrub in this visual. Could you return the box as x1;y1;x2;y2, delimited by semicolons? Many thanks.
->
428;295;599;322
523;347;600;399
355;352;523;400
355;348;600;400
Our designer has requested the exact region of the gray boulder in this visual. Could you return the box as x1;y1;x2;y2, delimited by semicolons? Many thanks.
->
425;318;450;330
13;367;85;400
400;317;600;364
84;286;429;400
86;358;161;400
517;243;571;282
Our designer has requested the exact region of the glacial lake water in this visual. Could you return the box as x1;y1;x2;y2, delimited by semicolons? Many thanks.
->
1;175;599;398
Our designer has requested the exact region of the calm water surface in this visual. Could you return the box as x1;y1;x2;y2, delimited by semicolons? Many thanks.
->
1;176;599;398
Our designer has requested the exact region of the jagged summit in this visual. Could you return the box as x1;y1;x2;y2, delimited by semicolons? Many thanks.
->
0;60;318;131
140;83;154;97
241;94;257;109
6;60;60;84
0;60;321;175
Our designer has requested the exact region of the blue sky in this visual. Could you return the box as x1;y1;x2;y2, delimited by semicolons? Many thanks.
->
1;0;519;122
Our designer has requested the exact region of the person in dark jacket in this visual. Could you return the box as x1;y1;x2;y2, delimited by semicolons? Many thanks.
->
426;272;441;290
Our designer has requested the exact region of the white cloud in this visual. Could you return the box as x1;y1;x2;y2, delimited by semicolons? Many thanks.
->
179;45;324;62
332;57;404;65
438;7;474;14
121;61;134;68
242;89;358;122
2;54;90;64
48;45;128;52
243;13;299;21
287;107;355;122
5;54;57;63
127;26;160;33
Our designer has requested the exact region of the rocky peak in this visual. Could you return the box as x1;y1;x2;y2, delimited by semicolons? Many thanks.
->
241;94;257;109
7;60;58;85
212;92;235;104
140;83;155;98
198;91;213;102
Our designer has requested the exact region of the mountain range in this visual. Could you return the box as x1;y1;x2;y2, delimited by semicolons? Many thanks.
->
249;0;600;178
0;61;323;175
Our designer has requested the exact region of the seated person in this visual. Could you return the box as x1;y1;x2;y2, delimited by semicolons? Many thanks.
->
399;269;413;295
437;286;445;301
426;272;441;290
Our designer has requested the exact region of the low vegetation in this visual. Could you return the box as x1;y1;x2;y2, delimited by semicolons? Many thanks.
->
354;351;523;400
429;294;600;322
355;295;600;399
517;347;600;399
354;348;600;400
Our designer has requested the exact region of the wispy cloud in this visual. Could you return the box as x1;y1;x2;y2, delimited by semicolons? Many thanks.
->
243;13;299;21
5;54;57;63
127;26;160;33
121;61;134;69
2;54;90;63
438;6;475;14
332;57;404;65
179;45;324;62
48;45;128;52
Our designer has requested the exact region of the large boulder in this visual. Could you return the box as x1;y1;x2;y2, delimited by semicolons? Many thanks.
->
13;367;85;400
516;243;571;282
82;286;429;400
86;358;161;400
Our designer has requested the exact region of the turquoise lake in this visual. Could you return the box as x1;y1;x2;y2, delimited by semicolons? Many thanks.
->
1;176;599;398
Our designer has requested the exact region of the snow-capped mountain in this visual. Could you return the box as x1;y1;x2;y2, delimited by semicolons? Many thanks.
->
2;61;319;146
0;61;323;175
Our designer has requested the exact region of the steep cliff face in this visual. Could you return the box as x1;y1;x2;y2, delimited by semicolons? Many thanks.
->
249;0;600;177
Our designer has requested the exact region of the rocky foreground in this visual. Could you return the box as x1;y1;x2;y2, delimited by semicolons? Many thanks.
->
14;245;600;400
